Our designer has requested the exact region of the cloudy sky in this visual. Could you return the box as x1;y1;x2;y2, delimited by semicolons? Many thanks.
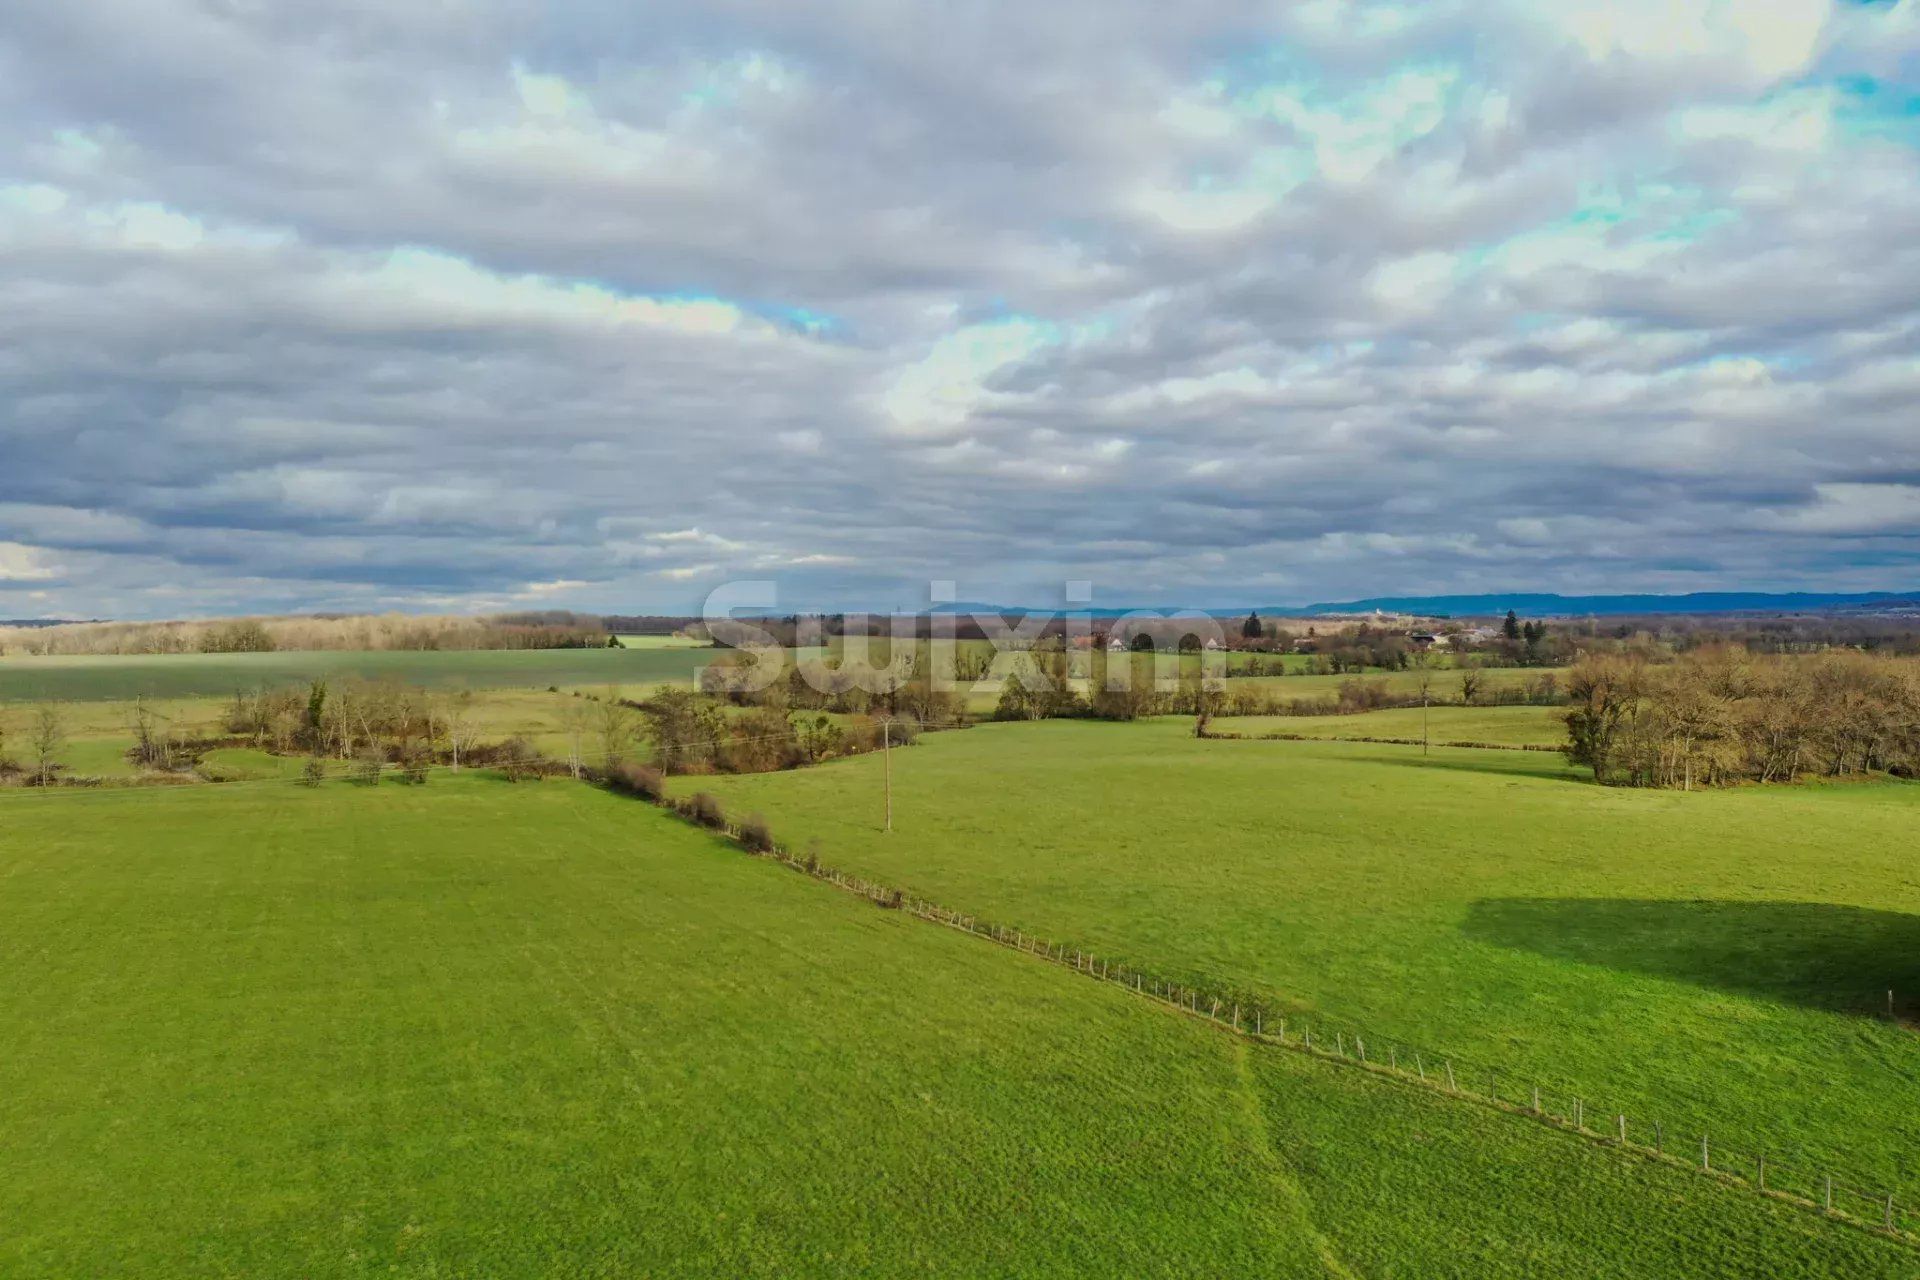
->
3;1;1920;618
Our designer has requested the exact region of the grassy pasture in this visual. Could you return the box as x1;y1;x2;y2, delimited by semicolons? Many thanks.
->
1210;704;1566;747
0;779;1310;1277
1221;664;1560;703
1;687;641;782
700;719;1920;1204
0;778;1907;1277
0;645;728;702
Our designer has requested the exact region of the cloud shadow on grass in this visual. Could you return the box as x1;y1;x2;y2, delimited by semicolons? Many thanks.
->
1463;898;1920;1019
1335;750;1587;784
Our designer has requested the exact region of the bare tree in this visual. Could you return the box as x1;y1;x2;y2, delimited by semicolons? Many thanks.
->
596;687;637;770
29;703;67;786
128;697;172;770
556;696;593;779
444;690;479;772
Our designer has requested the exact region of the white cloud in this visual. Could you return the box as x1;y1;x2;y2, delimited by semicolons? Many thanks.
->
333;249;751;336
881;318;1060;434
0;542;63;582
1368;250;1458;311
1768;484;1920;535
519;577;594;597
1542;0;1829;85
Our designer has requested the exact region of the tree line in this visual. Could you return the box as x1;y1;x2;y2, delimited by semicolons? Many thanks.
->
0;611;611;656
1564;647;1920;788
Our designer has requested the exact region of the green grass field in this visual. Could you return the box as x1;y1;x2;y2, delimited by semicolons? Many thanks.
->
0;776;1907;1277
1220;665;1560;703
700;719;1920;1209
1211;704;1566;747
3;687;643;782
613;634;713;649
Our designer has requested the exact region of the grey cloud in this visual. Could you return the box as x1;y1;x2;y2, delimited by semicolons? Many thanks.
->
2;0;1920;616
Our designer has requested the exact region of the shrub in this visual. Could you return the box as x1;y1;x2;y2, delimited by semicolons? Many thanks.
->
301;758;326;788
399;747;431;785
687;791;725;829
739;812;775;852
350;749;384;786
607;761;667;802
500;735;541;782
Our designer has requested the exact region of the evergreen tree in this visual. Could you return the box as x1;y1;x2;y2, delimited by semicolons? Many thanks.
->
1503;610;1522;641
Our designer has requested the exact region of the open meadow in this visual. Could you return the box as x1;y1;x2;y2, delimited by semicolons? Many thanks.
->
7;686;656;782
0;774;1910;1278
1209;704;1567;747
7;650;1920;1272
701;718;1920;1210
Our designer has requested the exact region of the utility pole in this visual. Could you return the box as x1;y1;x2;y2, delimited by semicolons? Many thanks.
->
882;718;893;833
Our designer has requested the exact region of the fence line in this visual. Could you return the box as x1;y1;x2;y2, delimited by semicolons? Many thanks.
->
622;783;1920;1254
1203;729;1564;753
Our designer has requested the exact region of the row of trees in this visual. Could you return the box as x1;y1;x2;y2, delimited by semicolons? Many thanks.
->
228;679;458;762
1564;648;1920;788
0;612;610;656
632;687;919;775
699;650;971;726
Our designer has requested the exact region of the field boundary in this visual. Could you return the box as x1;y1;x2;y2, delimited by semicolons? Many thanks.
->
610;778;1920;1255
1202;728;1564;753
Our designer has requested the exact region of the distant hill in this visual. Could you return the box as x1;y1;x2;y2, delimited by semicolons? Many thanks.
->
908;592;1920;620
1290;592;1920;619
